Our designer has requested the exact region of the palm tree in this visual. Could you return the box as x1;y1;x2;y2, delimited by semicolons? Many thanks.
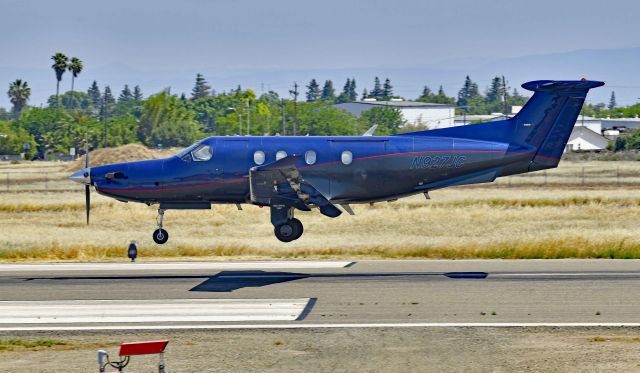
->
51;52;68;107
7;79;31;120
68;57;83;92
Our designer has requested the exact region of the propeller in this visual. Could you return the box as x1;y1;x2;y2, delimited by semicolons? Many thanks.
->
84;144;90;224
70;144;93;224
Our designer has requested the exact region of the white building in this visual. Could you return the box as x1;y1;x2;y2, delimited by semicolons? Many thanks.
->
566;126;609;152
334;100;455;129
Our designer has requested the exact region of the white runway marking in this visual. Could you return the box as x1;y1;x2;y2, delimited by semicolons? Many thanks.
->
0;299;312;324
491;272;640;277
1;323;640;331
0;261;353;272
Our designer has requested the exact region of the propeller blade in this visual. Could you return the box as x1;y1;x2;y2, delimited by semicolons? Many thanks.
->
85;144;90;169
85;184;90;225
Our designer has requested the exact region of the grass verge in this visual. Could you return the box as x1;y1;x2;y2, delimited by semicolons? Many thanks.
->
2;237;640;261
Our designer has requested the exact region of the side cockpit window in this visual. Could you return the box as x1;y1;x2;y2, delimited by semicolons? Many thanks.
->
191;144;213;161
177;143;213;162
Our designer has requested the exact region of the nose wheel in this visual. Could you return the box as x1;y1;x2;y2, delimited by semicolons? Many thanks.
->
153;208;169;244
153;228;169;244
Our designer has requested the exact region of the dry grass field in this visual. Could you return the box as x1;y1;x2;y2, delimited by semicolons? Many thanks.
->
1;158;640;261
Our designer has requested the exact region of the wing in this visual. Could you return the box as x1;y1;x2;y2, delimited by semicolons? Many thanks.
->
249;156;342;218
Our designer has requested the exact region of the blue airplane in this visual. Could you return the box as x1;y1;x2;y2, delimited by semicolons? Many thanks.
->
71;79;603;244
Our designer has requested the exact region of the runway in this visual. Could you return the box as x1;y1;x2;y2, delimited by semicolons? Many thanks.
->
2;259;640;330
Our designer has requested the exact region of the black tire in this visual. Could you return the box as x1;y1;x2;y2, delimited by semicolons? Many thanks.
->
153;229;169;244
290;218;304;240
274;221;297;243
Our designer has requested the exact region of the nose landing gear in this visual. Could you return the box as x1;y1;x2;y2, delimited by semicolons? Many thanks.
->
153;208;169;244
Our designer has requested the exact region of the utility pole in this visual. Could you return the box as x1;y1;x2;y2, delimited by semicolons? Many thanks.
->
502;76;509;117
289;82;299;135
281;98;286;135
246;99;251;135
103;96;108;147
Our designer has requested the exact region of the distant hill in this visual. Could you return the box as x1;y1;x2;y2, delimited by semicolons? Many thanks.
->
1;47;638;109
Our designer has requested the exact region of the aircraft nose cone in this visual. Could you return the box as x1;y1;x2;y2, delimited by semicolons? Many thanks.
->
69;170;89;184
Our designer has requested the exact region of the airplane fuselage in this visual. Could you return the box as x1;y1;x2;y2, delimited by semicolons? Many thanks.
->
91;135;531;205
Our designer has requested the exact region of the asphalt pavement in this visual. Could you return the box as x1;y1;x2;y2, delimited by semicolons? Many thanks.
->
1;259;640;330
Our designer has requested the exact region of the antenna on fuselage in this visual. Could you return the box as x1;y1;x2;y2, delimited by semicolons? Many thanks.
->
363;124;378;136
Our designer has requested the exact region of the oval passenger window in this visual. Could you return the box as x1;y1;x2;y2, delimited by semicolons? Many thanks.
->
276;150;287;160
305;150;316;165
254;150;265;165
341;150;353;165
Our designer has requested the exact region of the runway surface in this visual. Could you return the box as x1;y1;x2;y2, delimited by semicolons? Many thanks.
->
2;259;640;330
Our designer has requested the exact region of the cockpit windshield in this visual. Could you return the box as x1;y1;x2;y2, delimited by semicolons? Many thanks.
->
176;142;213;162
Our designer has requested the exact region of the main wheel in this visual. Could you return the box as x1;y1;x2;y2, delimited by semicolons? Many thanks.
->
274;221;300;243
153;229;169;244
290;218;304;240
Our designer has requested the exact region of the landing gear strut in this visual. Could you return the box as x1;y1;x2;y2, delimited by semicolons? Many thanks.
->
153;208;169;244
271;206;304;242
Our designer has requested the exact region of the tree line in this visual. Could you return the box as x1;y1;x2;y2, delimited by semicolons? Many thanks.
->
3;52;639;157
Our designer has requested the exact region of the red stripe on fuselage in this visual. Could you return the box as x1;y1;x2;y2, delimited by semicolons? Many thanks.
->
97;149;551;194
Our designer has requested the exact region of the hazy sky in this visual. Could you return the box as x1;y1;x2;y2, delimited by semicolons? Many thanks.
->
1;0;639;107
2;0;639;70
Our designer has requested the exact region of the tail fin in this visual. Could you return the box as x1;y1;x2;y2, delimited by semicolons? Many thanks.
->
402;79;604;170
514;80;604;170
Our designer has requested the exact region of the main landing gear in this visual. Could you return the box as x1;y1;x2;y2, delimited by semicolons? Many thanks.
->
271;206;304;243
153;208;169;244
274;218;304;243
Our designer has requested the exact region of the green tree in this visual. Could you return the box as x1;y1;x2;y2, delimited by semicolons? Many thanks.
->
19;107;71;154
608;91;617;110
104;115;139;147
382;78;393;99
191;73;211;100
335;78;351;104
87;81;101;109
111;97;144;119
349;78;357;101
139;91;202;147
485;76;503;103
119;85;133;102
457;76;485;114
0;108;11;121
508;88;528;107
102;86;116;118
296;102;360;135
321;80;336;102
435;86;456;105
371;77;382;99
417;85;455;105
7;79;31;120
133;85;143;100
486;76;509;113
305;79;320;102
420;85;432;98
47;91;92;112
51;52;68;106
360;106;405;135
68;57;83;92
0;120;36;158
